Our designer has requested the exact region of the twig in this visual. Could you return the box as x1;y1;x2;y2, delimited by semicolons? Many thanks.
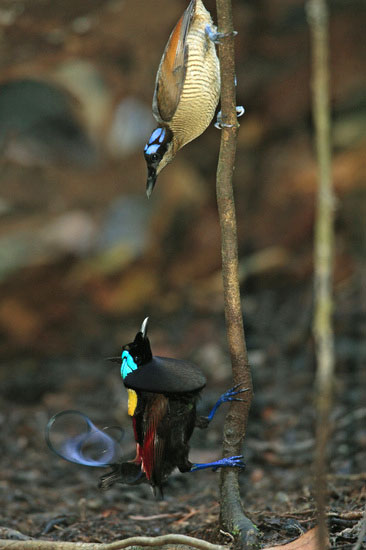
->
0;535;226;550
128;513;181;521
306;0;335;548
259;509;364;521
328;473;366;481
352;505;366;550
175;507;200;524
336;408;366;428
214;1;259;548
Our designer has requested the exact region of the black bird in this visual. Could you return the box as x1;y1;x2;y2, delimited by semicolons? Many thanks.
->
100;317;246;496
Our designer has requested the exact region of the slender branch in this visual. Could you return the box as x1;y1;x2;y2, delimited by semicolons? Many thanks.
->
353;505;366;550
307;0;335;548
215;1;259;548
0;535;225;550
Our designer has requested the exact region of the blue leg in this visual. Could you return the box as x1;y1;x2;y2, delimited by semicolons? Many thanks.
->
191;455;245;472
215;106;245;130
205;24;238;45
206;384;248;422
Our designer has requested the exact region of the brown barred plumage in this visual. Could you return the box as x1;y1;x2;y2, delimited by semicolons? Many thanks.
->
144;0;220;196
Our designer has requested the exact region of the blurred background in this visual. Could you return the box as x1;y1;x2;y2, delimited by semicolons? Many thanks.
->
0;0;365;545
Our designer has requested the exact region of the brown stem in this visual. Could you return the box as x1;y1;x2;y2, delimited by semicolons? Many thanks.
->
215;0;259;548
307;0;335;548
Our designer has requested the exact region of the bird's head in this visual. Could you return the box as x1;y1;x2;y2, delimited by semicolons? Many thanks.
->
114;317;206;395
120;317;152;380
144;126;174;197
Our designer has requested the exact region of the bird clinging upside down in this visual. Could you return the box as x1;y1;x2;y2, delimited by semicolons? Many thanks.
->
144;0;221;197
100;318;246;497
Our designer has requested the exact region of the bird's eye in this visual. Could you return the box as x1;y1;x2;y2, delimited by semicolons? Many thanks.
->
150;153;159;162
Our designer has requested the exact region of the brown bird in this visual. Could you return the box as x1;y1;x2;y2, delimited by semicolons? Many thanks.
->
144;0;221;197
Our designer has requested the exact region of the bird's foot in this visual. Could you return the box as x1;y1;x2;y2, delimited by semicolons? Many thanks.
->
207;383;249;422
191;455;245;472
215;106;245;129
205;24;238;44
221;383;249;401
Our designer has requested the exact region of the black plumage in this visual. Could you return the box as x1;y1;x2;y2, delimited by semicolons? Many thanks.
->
100;318;246;496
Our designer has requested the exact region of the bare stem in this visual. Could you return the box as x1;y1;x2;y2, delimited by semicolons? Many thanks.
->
0;535;226;550
215;0;259;548
307;0;335;548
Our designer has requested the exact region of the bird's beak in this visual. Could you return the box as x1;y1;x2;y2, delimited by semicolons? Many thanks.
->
146;167;157;198
140;317;149;338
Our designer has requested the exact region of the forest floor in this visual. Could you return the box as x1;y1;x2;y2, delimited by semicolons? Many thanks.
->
0;270;365;550
0;1;365;548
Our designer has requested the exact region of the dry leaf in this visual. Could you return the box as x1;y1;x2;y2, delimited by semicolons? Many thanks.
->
265;527;329;550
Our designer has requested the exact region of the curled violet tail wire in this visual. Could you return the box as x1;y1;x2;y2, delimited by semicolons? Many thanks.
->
46;410;124;467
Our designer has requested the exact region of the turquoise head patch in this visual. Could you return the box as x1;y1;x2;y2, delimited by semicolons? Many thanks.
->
121;350;138;379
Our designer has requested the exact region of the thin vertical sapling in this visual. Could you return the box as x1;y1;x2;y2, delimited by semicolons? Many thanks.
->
214;0;259;547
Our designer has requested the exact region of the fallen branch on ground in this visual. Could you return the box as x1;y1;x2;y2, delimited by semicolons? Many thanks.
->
0;534;226;550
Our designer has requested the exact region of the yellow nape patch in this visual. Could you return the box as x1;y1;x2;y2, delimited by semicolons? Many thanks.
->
127;389;138;416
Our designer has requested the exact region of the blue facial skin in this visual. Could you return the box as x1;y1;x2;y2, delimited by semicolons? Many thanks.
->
121;350;138;380
144;127;166;154
144;143;160;155
151;128;165;143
